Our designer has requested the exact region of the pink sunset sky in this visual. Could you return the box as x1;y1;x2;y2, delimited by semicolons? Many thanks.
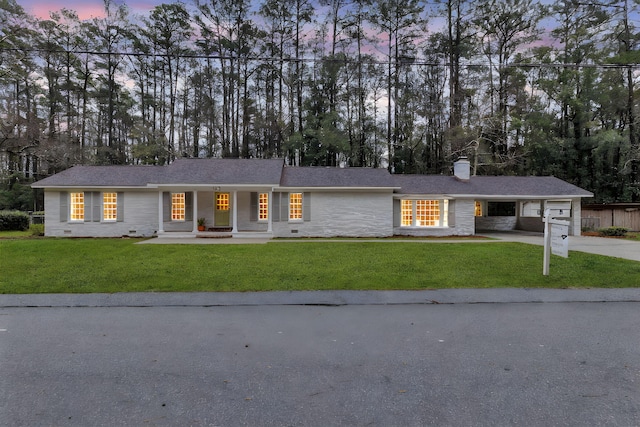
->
18;0;167;19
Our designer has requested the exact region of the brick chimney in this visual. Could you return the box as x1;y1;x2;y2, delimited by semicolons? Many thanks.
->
454;157;471;181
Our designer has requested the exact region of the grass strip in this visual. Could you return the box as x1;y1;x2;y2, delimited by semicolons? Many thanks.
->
1;238;639;294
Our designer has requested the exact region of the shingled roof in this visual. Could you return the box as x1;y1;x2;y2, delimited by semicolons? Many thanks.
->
280;166;396;188
393;175;593;198
33;158;284;188
161;158;283;185
32;159;593;199
31;165;162;187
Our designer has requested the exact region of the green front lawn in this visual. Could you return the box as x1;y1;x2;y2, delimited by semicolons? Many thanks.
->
1;238;639;294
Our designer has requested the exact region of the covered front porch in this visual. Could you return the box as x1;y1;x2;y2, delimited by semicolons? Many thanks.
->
156;186;274;239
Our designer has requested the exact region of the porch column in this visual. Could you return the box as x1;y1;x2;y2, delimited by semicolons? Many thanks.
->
267;191;273;233
192;190;198;233
157;191;164;233
232;190;238;233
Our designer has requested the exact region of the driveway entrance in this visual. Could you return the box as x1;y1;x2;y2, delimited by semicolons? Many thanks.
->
483;231;640;261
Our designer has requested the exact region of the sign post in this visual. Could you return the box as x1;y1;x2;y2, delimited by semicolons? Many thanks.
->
543;209;570;276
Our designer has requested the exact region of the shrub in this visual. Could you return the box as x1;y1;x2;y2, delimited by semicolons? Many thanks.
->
30;223;44;236
598;226;628;237
0;210;30;231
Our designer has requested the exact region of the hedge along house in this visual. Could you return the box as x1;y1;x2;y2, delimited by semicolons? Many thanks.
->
32;157;593;238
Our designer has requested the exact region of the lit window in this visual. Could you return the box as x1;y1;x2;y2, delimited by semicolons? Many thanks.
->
475;201;483;216
289;193;302;220
401;200;413;226
400;199;448;227
216;193;229;211
103;192;117;221
70;192;84;221
416;200;440;227
259;193;269;221
172;193;185;221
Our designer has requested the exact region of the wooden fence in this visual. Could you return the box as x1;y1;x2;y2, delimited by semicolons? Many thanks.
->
582;204;640;231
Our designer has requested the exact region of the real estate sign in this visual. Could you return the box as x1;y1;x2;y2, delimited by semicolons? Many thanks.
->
543;209;570;276
550;223;569;258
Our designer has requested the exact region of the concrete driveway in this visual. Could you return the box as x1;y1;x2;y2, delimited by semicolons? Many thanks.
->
483;232;640;262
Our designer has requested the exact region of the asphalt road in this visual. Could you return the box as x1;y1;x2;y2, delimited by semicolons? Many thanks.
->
1;301;639;426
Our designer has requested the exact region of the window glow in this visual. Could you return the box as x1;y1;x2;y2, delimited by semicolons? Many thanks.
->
289;193;302;220
401;200;413;226
401;199;448;227
172;193;185;221
475;201;483;216
216;193;229;211
259;193;269;220
103;192;117;221
416;200;439;226
70;192;84;221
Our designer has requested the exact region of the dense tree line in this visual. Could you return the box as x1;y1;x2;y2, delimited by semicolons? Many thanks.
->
1;0;639;210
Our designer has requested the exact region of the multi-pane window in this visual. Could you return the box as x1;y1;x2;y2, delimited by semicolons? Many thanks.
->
171;193;185;221
289;193;302;220
70;192;84;221
416;200;440;227
216;193;230;211
103;192;117;221
400;199;449;227
401;200;413;226
258;193;269;221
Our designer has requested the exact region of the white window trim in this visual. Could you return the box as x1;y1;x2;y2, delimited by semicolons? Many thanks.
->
102;192;118;222
400;199;449;228
171;192;186;222
258;192;269;222
70;192;84;222
288;193;304;222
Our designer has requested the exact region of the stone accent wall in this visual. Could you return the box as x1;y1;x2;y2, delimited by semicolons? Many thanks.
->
44;190;158;237
475;216;517;231
517;217;544;233
272;192;393;238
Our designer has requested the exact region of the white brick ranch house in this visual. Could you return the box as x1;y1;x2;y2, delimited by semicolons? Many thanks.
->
32;157;593;238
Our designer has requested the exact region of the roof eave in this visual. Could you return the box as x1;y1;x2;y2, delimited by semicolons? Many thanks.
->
449;193;593;199
278;186;399;192
33;185;149;189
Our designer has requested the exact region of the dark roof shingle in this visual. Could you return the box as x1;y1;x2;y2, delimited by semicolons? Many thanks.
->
33;158;284;187
280;166;395;188
163;158;283;185
393;175;593;197
32;159;593;199
32;165;162;187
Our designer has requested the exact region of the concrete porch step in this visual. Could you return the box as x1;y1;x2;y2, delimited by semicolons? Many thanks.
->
158;231;272;239
197;232;233;239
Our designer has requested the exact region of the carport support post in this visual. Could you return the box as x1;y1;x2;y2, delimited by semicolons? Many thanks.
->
543;209;551;276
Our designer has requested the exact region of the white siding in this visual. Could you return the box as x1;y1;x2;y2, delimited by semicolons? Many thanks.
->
44;190;158;237
272;192;393;238
453;199;476;235
237;192;269;232
196;191;214;228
